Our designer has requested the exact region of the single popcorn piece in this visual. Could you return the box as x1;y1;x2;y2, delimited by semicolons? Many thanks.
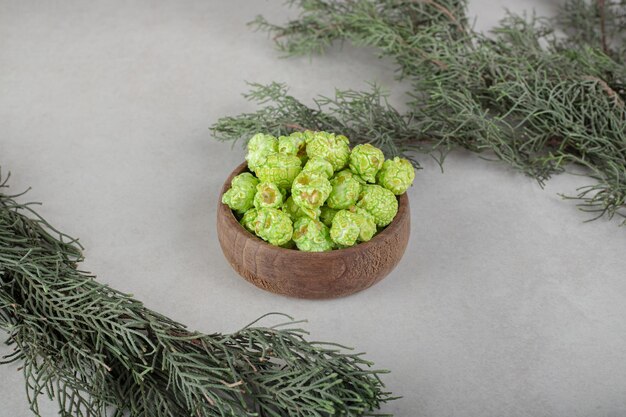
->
231;172;259;189
349;206;377;242
305;131;351;171
348;143;384;183
326;169;362;209
253;182;284;209
376;156;416;195
278;132;308;164
253;207;293;246
357;184;398;227
291;171;332;212
283;196;320;222
292;217;334;252
255;153;302;189
302;157;334;179
221;172;259;214
245;133;278;173
239;208;258;233
319;205;338;227
329;209;360;247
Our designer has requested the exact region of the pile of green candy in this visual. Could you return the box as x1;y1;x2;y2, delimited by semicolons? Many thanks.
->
222;131;415;251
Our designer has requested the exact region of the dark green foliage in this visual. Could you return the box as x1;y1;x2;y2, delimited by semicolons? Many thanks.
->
0;171;392;416
211;0;626;226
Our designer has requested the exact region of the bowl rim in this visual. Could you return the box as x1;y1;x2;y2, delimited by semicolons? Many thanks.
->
219;161;409;256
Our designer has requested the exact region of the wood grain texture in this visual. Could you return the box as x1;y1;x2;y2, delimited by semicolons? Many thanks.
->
217;162;411;299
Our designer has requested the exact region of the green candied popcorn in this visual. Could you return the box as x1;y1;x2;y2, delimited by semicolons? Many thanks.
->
221;172;259;214
253;207;293;246
253;182;284;209
376;156;416;195
301;130;317;143
302;157;334;179
329;209;360;247
305;131;351;171
348;143;384;183
255;153;302;189
240;208;258;233
326;169;362;209
245;133;278;173
278;132;308;164
231;172;259;189
292;217;334;252
351;172;367;185
319;205;338;227
357;184;398;227
283;196;320;221
291;171;332;212
349;206;377;242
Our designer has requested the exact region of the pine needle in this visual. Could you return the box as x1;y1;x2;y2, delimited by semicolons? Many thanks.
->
0;170;393;416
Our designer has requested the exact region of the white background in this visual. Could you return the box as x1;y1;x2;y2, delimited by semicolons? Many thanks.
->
1;1;625;416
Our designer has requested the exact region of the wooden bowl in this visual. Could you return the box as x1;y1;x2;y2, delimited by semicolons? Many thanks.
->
217;162;410;299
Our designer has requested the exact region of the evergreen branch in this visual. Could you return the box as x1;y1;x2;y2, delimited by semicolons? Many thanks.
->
212;0;626;226
558;0;626;62
599;0;609;53
0;171;393;416
211;82;430;169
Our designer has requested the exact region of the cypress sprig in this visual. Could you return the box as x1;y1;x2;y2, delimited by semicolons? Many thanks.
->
0;170;393;416
211;0;626;226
